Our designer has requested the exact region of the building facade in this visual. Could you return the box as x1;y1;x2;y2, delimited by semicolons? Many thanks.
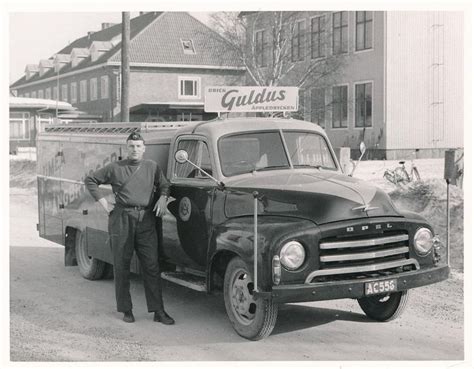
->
10;12;246;123
241;11;464;159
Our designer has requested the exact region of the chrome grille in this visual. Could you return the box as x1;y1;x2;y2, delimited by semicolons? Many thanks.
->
306;232;418;283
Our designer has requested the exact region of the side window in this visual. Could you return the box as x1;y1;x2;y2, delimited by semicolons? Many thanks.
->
175;139;212;179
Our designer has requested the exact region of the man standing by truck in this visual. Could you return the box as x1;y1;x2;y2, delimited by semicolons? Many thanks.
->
85;132;175;325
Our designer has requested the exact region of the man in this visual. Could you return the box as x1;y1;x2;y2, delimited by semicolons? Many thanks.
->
85;132;174;325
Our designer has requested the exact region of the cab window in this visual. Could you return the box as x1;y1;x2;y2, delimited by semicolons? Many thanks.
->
283;131;336;169
175;139;213;179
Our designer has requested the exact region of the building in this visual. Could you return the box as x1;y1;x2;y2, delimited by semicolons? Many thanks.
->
240;11;464;159
10;12;246;123
9;97;75;153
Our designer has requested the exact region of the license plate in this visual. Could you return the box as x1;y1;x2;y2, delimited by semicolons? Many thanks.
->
365;279;397;296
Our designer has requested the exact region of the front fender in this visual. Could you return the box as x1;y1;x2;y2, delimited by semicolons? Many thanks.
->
210;216;318;291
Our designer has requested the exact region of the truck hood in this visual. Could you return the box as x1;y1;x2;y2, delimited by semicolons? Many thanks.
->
224;170;402;224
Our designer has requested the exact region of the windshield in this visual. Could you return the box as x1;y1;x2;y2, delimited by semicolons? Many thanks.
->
218;130;336;177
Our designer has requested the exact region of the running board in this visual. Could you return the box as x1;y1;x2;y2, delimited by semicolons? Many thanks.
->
161;271;207;292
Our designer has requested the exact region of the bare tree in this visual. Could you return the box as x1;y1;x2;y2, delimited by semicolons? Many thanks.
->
208;11;350;119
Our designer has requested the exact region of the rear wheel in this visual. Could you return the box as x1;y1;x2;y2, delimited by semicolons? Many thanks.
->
358;290;409;321
223;257;278;340
75;230;106;280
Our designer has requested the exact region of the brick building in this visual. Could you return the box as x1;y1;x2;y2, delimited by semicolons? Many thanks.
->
10;12;246;123
240;11;463;159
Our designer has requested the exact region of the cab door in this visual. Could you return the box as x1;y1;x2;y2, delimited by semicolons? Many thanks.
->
162;137;216;271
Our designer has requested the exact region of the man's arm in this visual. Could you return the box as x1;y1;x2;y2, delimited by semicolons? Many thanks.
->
153;164;170;217
84;166;114;213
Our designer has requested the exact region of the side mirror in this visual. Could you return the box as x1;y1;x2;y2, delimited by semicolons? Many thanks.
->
175;150;189;164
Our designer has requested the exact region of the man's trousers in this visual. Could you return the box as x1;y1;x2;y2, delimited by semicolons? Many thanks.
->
108;207;164;313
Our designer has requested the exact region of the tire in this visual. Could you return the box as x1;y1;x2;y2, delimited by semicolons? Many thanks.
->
75;230;106;280
223;257;278;340
357;290;409;322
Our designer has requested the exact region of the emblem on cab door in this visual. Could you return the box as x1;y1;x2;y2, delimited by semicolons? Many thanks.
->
178;197;192;222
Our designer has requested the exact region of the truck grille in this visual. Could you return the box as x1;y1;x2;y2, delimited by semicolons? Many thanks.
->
306;233;419;283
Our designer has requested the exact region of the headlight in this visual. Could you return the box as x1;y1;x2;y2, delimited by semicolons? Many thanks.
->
414;227;434;255
280;241;305;270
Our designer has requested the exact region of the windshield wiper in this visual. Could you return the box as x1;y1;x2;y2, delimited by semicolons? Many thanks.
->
251;165;289;173
294;164;323;169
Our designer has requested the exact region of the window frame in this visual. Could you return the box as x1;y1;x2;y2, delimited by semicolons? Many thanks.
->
331;84;349;129
79;80;87;102
61;84;68;102
172;135;215;183
70;82;77;103
332;11;349;55
354;80;373;129
310;15;326;59
180;39;196;55
100;75;109;99
255;29;267;67
310;87;326;128
9;112;31;140
178;76;201;99
355;11;374;53
291;19;306;62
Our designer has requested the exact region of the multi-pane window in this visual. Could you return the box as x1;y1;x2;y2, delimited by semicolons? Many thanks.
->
255;30;266;67
90;78;98;101
332;11;348;54
79;80;87;102
332;85;348;128
355;82;372;127
356;11;373;51
179;77;200;98
45;88;51;99
38;90;44;99
61;84;68;102
291;20;305;62
311;16;325;59
9;112;30;140
31;91;37;98
100;75;109;99
70;82;77;103
38;113;54;132
311;88;326;128
53;86;58;100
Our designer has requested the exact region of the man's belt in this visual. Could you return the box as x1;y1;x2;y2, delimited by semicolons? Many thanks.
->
115;204;150;211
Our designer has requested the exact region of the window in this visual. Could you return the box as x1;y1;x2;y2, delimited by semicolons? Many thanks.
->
291;20;305;61
181;39;196;55
356;11;373;51
24;92;30;98
79;80;87;102
38;113;54;132
10;112;30;140
100;75;109;99
355;82;372;127
53;86;58;100
61;84;68;102
90;78;98;101
297;89;306;120
45;88;51;99
31;91;37;98
38;90;44;99
332;11;348;54
179;77;200;98
311;16;325;59
311;88;326;128
283;131;336;169
175;140;212;179
255;30;266;67
332;85;348;128
70;82;77;103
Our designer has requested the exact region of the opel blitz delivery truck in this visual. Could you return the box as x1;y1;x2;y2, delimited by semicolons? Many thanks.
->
37;117;449;340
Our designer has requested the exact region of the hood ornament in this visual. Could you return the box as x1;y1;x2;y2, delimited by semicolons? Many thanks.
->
352;204;379;212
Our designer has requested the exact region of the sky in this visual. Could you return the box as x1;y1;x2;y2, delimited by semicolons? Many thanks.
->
8;12;212;85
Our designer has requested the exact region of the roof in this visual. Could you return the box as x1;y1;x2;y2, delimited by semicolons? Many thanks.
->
10;97;75;111
10;12;242;89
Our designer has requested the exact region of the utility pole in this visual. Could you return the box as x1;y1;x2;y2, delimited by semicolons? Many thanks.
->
121;12;130;122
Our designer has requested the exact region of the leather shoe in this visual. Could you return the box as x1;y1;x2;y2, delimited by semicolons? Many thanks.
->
123;310;135;323
153;310;175;325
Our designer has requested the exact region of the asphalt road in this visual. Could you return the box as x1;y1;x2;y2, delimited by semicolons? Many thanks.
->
9;189;464;362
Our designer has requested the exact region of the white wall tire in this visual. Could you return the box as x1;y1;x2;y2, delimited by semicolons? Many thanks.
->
358;290;409;322
223;257;278;340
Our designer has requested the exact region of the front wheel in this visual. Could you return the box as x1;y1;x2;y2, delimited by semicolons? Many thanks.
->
75;230;106;280
357;290;409;321
223;257;278;340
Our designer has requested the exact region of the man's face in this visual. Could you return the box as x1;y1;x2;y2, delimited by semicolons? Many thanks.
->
127;140;146;161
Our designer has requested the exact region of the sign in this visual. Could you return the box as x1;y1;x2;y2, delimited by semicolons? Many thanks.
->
204;86;299;113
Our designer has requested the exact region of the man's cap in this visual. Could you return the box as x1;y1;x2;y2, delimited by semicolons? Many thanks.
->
126;132;144;142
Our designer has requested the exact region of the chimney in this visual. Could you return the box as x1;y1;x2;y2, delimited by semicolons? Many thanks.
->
101;22;117;30
87;31;94;38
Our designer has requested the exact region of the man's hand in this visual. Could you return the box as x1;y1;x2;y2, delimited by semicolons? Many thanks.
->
98;198;114;214
153;195;168;217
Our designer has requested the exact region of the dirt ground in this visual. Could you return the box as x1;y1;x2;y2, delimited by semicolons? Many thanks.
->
7;158;466;362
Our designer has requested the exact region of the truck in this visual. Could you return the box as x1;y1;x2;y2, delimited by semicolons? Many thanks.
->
37;117;449;340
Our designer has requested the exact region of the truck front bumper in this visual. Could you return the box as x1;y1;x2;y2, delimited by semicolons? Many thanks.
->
269;265;450;303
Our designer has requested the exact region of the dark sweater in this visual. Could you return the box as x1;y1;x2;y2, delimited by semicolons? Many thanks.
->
85;159;170;207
